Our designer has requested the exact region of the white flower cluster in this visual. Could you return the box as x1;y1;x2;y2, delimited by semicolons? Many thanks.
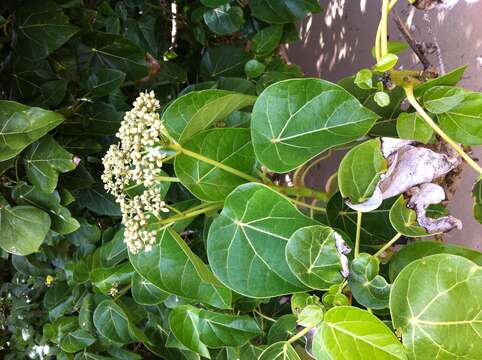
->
102;91;169;253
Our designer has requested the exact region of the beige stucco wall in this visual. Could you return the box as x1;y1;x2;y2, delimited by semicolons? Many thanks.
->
286;0;482;250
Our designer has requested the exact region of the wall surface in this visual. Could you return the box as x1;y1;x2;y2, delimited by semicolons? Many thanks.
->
286;0;482;250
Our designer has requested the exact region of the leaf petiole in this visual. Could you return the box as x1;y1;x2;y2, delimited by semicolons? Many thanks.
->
374;232;402;258
355;211;363;257
287;325;314;345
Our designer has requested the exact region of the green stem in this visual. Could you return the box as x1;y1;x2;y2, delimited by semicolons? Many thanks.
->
355;211;362;257
287;326;313;345
374;232;402;257
113;284;131;301
169;143;260;183
404;84;482;174
253;308;276;323
290;198;326;213
154;202;223;226
380;0;389;57
274;185;329;203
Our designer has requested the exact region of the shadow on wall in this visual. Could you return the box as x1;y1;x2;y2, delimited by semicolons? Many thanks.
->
286;0;482;250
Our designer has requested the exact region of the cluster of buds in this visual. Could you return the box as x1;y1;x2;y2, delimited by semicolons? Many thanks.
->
102;91;169;253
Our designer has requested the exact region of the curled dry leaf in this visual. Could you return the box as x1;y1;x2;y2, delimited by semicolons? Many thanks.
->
335;232;351;278
407;183;462;233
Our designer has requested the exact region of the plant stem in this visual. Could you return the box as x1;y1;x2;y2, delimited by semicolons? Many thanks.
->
155;176;181;182
169;143;260;183
290;198;326;213
154;202;223;226
374;232;402;257
355;211;362;257
287;326;313;345
253;308;276;323
274;185;329;203
380;0;389;57
404;84;482;174
113;284;131;301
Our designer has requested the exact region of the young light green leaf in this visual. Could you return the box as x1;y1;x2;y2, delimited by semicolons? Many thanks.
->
473;178;482;224
389;195;428;237
315;306;406;359
87;68;126;97
374;53;398;72
258;342;301;360
414;65;467;97
60;329;96;353
169;305;261;357
338;138;387;204
396;112;433;143
129;227;232;309
374;91;390;107
162;89;256;142
24;135;76;193
208;183;316;298
436;92;482;145
131;272;170;305
249;0;321;24
251;78;379;172
422;85;466;114
14;0;79;60
388;240;482;282
174;128;256;202
0;201;51;255
0;101;65;161
354;69;373;90
285;225;345;290
251;25;284;56
390;254;482;360
203;5;245;35
93;300;144;345
12;183;79;234
297;304;324;327
348;253;390;309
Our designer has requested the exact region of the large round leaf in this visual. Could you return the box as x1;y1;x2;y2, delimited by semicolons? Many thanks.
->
258;342;301;360
0;203;51;255
396;112;433;144
207;183;316;297
338;138;387;204
203;5;245;35
131;272;170;305
162;89;255;142
129;227;232;309
251;78;379;172
314;306;406;359
285;225;345;290
174;128;256;202
390;254;482;359
388;241;482;282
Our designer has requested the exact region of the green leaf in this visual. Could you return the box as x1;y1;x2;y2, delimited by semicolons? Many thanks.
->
14;0;79;60
314;306;406;359
79;294;94;331
374;53;398;72
396;112;434;143
258;342;301;360
162;90;256;142
208;183;316;297
43;282;74;321
90;262;133;293
92;228;127;268
389;195;428;237
251;25;284;56
129;227;232;309
473;178;482;224
251;78;379;172
245;59;266;79
338;138;387;204
267;314;297;344
327;192;397;247
169;305;261;357
60;329;96;353
73;183;121;217
348;253;390;309
93;300;144;345
390;254;482;359
414;66;467;97
201;46;249;79
24;135;76;193
354;69;373;90
78;32;148;80
297;304;324;327
203;5;245;35
423;86;466;114
87;68;126;97
0;101;65;161
12;183;79;234
374;91;390;107
201;0;231;7
249;0;321;24
80;102;122;136
388;241;482;282
0;201;51;255
436;92;482;145
131;272;170;305
285;225;345;290
174;128;256;202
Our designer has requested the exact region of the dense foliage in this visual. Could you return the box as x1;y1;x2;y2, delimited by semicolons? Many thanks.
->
0;0;481;359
